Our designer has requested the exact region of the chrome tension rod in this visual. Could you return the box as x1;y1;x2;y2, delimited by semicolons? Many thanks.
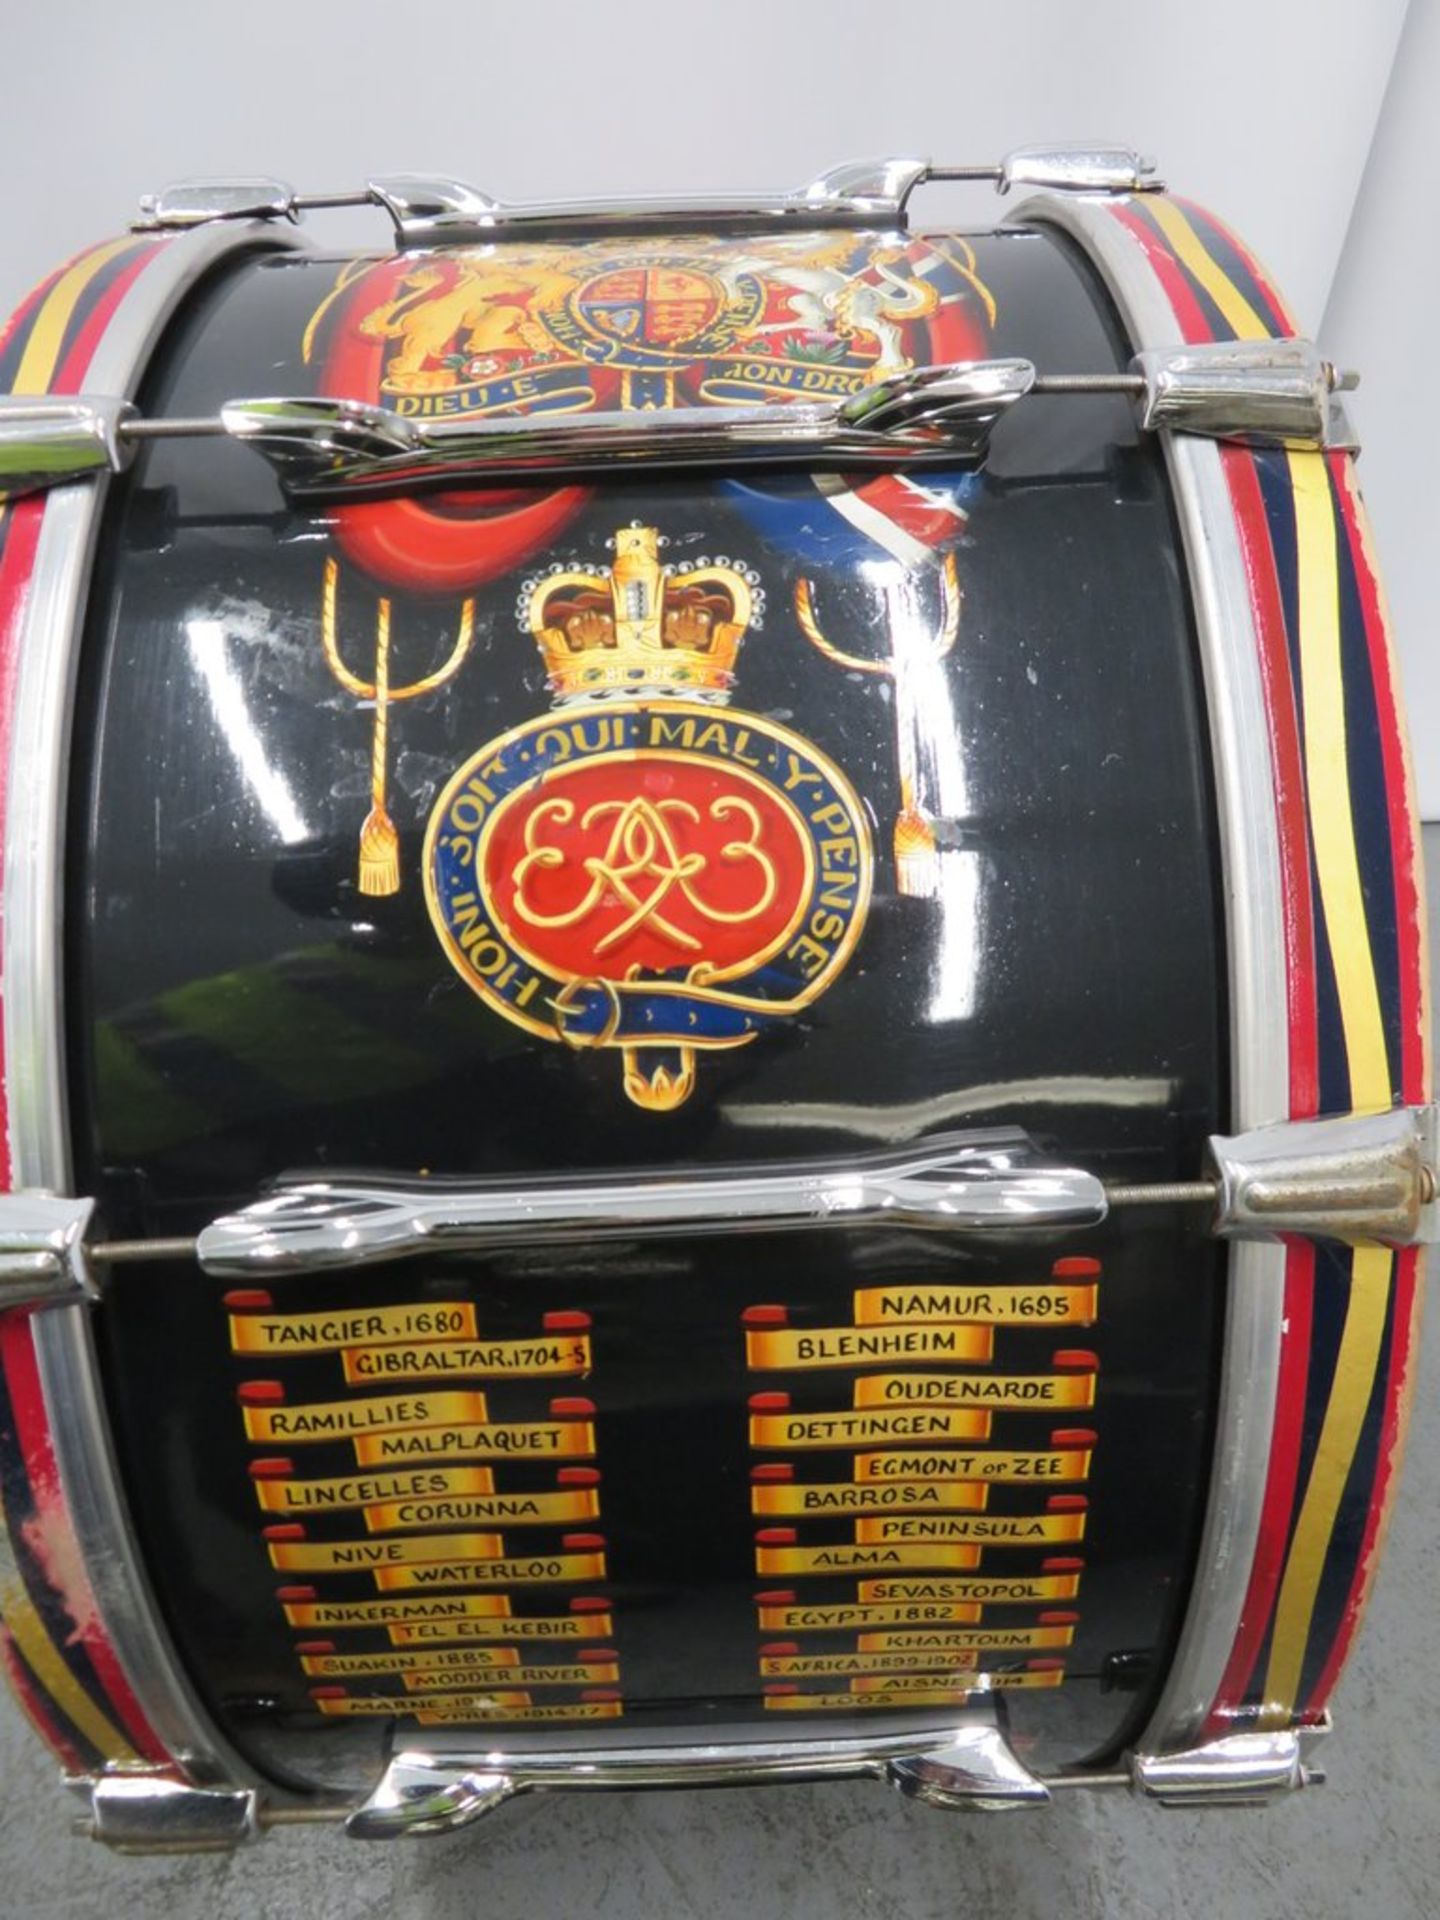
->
64;1106;1440;1277
110;370;1154;452
1;1108;1431;1306
0;345;1360;504
132;149;1163;247
84;1179;1220;1272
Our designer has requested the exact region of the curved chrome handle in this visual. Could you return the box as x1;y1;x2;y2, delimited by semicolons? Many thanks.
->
218;363;1036;499
345;1711;1050;1838
195;1128;1108;1279
136;149;1162;246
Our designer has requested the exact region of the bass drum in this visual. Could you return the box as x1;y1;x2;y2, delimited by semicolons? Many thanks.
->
0;151;1428;1849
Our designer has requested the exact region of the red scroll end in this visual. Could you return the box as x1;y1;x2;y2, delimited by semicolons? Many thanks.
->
1050;1429;1098;1449
261;1523;306;1542
237;1380;286;1405
1041;1556;1085;1573
1038;1611;1081;1627
307;1685;347;1702
569;1596;610;1615
1028;1658;1067;1673
1051;1350;1099;1372
551;1397;595;1418
294;1640;336;1656
751;1463;794;1483
223;1290;273;1311
760;1641;800;1658
248;1458;294;1480
562;1533;606;1551
1046;1495;1089;1513
748;1392;791;1413
742;1305;790;1327
763;1683;800;1697
755;1527;797;1546
754;1590;797;1606
579;1648;620;1667
557;1466;601;1487
275;1585;318;1603
543;1310;591;1332
581;1688;623;1704
1052;1257;1101;1277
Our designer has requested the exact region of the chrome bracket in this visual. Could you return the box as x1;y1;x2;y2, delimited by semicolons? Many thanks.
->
1208;1105;1438;1247
346;1758;517;1839
137;146;1159;245
884;1724;1052;1811
1131;1719;1328;1806
68;1770;260;1853
1132;340;1358;450
0;1194;97;1311
195;1127;1108;1278
135;177;300;227
0;395;135;499
993;144;1160;196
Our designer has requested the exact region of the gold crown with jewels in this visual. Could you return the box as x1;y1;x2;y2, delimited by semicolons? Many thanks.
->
524;525;760;700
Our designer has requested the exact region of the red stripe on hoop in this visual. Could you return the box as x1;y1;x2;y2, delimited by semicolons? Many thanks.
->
1327;456;1428;1107
48;243;164;398
0;261;70;366
1171;199;1297;338
1303;1243;1422;1713
0;494;47;1189
0;1320;168;1763
0;235;182;1774
1297;455;1430;1715
1221;446;1319;1115
1193;359;1318;1739
0;1627;90;1771
1205;1238;1316;1731
1105;203;1217;345
1107;202;1327;1735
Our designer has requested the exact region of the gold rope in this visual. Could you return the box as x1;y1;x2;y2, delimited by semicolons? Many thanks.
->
322;557;475;896
358;599;399;896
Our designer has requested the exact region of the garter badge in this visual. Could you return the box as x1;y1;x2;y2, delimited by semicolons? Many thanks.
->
423;525;872;1111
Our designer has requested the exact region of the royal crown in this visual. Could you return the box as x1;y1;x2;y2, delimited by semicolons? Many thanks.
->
525;525;759;701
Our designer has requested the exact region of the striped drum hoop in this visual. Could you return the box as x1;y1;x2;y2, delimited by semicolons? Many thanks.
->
0;148;1428;1849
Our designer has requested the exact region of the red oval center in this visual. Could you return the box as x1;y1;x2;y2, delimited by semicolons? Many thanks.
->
482;755;811;979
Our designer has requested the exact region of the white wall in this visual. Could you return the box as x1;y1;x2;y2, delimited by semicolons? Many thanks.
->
2;0;1405;328
5;0;1430;806
1323;0;1440;818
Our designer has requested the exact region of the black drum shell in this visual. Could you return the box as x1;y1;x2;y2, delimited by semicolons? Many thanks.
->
66;222;1226;1789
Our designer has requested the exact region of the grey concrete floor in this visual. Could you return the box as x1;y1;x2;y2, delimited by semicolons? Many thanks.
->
2;835;1437;1919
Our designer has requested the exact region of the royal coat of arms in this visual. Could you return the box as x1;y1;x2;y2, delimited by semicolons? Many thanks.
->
301;230;996;1110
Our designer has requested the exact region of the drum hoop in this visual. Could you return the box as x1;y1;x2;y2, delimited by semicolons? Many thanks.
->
1022;188;1292;1757
1026;187;1430;1757
2;218;305;1790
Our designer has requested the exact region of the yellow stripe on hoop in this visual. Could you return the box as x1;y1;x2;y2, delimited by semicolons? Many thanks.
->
1259;1246;1393;1724
1144;199;1271;342
11;238;136;397
0;235;158;1764
1259;450;1394;1725
0;1571;136;1761
0;238;137;522
1287;452;1391;1106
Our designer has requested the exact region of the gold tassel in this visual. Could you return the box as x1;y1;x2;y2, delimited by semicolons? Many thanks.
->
622;1046;698;1111
358;597;401;897
794;555;960;898
893;794;940;900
